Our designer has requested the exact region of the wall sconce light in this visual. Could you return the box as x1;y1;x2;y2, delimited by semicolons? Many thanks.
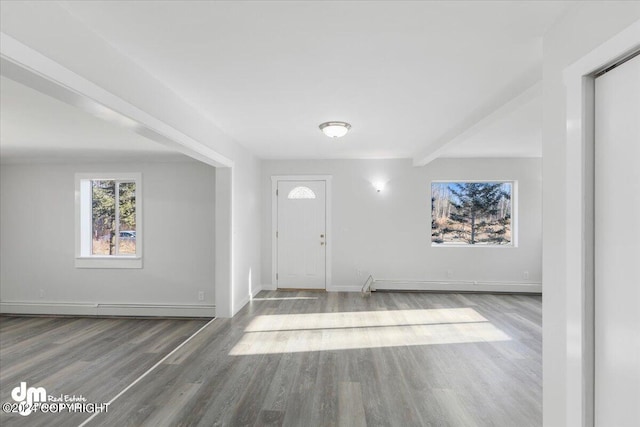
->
372;180;387;193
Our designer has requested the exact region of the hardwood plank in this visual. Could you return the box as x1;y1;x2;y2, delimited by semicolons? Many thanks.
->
338;382;366;427
141;382;202;427
0;291;542;426
0;316;208;427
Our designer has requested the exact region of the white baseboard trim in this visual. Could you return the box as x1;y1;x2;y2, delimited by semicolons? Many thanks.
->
233;296;250;316
262;283;359;292
97;304;215;317
0;302;216;317
0;302;97;316
233;284;264;316
372;280;541;293
327;285;362;292
252;284;263;296
247;281;540;294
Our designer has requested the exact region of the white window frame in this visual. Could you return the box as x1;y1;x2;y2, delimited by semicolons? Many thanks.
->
430;180;518;248
75;172;143;269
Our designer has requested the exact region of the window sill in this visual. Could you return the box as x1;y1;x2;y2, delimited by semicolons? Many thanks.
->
75;256;142;269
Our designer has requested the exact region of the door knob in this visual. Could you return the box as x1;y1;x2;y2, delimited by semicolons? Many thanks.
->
320;242;325;245
320;234;325;238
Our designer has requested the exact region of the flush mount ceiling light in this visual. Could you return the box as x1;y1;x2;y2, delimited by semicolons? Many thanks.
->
319;121;351;138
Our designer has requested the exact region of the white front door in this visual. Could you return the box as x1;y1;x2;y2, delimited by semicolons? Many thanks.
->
594;53;640;426
277;180;326;289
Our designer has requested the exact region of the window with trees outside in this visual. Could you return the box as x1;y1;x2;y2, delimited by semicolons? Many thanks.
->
431;181;514;246
75;173;142;268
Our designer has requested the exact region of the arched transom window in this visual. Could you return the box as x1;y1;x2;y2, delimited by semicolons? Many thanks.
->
288;186;316;199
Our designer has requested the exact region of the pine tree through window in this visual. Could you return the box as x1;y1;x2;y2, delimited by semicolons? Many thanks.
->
431;182;513;246
75;173;142;268
91;180;136;255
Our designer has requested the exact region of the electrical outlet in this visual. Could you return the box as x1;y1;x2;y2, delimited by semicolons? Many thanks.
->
523;271;530;280
447;270;453;279
198;291;205;301
356;269;363;277
39;289;45;298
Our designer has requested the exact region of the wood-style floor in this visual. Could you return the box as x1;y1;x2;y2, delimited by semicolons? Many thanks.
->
0;316;209;426
0;291;541;426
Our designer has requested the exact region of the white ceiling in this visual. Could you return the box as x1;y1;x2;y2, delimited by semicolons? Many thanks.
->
441;94;542;158
0;76;176;161
54;0;567;160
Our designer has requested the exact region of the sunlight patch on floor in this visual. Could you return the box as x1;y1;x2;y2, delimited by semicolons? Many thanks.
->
230;308;510;355
244;308;487;332
251;297;320;301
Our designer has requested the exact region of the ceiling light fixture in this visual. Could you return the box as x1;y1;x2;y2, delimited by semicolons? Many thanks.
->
319;121;351;138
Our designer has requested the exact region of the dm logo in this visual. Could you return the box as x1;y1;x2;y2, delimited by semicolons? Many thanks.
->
11;382;46;416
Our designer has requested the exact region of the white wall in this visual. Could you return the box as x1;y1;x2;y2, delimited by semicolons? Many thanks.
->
0;1;262;317
230;153;262;315
542;5;640;427
0;159;216;316
262;158;541;291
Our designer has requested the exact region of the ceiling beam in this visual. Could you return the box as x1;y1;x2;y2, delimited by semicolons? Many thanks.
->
0;33;234;168
412;81;542;167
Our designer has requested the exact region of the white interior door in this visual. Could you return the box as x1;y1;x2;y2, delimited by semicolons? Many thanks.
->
277;180;326;289
594;53;640;427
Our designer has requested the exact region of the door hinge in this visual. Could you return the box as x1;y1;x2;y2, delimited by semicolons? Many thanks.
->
276;273;278;280
276;231;278;238
276;189;279;196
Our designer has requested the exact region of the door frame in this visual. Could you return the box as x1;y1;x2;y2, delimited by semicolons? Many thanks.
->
271;175;332;290
563;21;640;427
